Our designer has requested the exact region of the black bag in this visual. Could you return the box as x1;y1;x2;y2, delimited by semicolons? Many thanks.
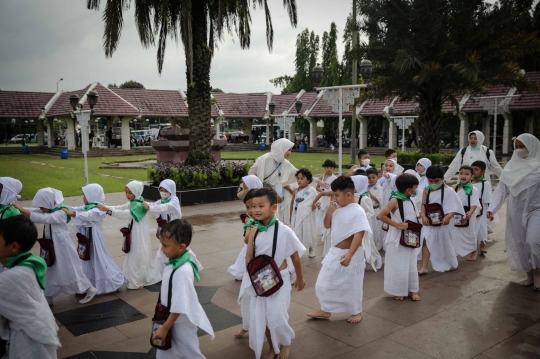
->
381;213;391;231
37;225;55;267
424;188;445;226
150;267;178;350
76;227;92;261
453;187;471;228
477;181;485;217
246;222;283;297
156;215;170;239
262;162;282;188
397;200;423;248
120;219;134;254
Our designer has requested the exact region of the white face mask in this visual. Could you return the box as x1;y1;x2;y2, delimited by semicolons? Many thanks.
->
361;159;370;167
515;148;529;158
160;192;171;199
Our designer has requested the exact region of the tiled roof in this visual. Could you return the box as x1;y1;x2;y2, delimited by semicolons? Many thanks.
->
212;93;268;118
109;88;187;117
509;72;540;111
0;91;55;118
358;98;393;116
461;86;511;113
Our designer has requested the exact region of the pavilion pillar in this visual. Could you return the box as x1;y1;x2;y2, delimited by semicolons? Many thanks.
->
64;117;77;150
458;113;469;149
46;118;53;148
214;118;221;139
388;118;397;149
413;119;420;148
288;122;295;144
382;118;389;145
121;117;132;150
265;120;270;145
37;119;45;146
308;118;317;147
502;112;513;154
481;115;493;147
358;116;368;149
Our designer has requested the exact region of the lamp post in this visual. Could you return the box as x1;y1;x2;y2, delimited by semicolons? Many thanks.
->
387;105;420;152
70;90;99;185
56;78;63;92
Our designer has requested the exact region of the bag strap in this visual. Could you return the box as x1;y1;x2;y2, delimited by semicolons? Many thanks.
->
460;147;467;166
358;196;362;205
129;219;134;233
252;221;279;259
167;214;170;222
263;162;281;182
398;199;420;224
45;224;53;241
166;267;178;311
481;181;485;198
427;187;444;206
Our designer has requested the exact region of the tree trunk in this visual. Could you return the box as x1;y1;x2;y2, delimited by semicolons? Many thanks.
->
418;97;443;154
185;1;213;165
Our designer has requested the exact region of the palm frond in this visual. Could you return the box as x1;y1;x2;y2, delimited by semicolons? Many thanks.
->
102;0;126;58
134;0;155;48
263;0;274;52
283;0;297;28
87;0;100;10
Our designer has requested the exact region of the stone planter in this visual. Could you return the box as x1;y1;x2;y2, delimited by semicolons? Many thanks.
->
142;185;239;206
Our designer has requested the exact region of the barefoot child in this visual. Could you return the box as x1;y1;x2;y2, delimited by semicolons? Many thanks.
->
63;184;127;294
451;166;480;261
367;168;383;251
307;176;370;323
0;216;61;358
378;173;421;301
290;168;318;258
419;166;464;274
315;160;337;253
151;219;214;358
98;181;161;289
243;187;306;359
13;187;98;305
470;160;492;259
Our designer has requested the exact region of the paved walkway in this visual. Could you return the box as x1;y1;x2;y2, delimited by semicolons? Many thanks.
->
20;193;540;359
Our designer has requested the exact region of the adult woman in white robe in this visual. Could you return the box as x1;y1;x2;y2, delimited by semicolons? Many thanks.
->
147;179;202;274
352;175;380;270
488;133;540;289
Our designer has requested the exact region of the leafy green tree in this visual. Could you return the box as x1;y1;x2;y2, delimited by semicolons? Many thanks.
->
354;0;540;153
210;87;224;93
321;22;342;87
108;83;118;88
88;0;298;165
119;80;145;89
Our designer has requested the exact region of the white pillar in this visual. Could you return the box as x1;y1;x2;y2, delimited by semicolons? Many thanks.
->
214;118;221;139
46;118;53;148
121;117;132;150
308;118;317;147
37;119;45;146
388;118;396;149
265;120;270;145
481;115;492;147
288;122;296;143
65;117;77;150
458;113;469;149
502;112;512;154
358;116;368;149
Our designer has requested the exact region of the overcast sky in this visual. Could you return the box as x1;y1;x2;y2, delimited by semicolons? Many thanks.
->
0;0;356;94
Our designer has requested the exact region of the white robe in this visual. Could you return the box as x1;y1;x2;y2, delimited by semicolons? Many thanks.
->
29;209;93;297
156;263;214;359
444;146;503;184
452;187;481;257
384;200;420;296
369;184;384;250
240;223;306;359
489;178;540;272
110;203;161;289
71;206;126;294
0;266;60;359
473;181;492;244
277;186;293;224
357;195;380;270
290;184;318;249
316;203;371;315
419;187;465;272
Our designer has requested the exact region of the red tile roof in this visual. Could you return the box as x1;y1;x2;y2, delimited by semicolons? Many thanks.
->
212;93;268;118
509;72;540;111
0;91;54;118
111;88;188;117
461;86;511;113
358;98;393;116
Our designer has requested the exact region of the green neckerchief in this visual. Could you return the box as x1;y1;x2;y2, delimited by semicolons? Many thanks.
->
83;203;100;212
473;176;486;182
130;196;147;222
5;252;47;290
243;216;277;232
50;204;72;223
419;173;426;177
165;250;200;282
0;204;21;219
160;198;171;204
390;191;411;201
456;181;474;196
360;191;370;197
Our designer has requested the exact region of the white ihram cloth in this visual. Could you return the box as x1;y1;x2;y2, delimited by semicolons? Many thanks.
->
0;266;60;359
473;180;492;244
488;134;540;272
248;138;297;187
384;200;420;296
156;263;214;359
290;183;318;249
277;186;293;224
316;203;371;315
444;130;503;183
239;223;305;359
404;169;423;210
452;186;481;257
369;183;384;250
316;174;337;255
30;188;92;296
70;184;126;294
416;158;432;189
352;175;379;270
419;187;464;272
150;180;202;274
109;181;161;289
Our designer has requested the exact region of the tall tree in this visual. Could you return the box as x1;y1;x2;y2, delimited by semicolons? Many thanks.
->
355;0;540;153
321;22;342;87
88;0;298;165
119;80;145;89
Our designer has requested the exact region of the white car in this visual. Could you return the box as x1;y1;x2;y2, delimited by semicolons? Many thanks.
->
9;134;29;143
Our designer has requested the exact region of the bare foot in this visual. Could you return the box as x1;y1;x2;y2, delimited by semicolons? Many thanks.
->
532;269;540;289
262;347;276;359
234;329;248;338
449;267;457;271
394;296;404;301
519;271;534;287
347;313;363;323
277;345;291;359
480;243;487;254
409;292;421;301
468;251;478;261
307;310;331;320
418;268;429;276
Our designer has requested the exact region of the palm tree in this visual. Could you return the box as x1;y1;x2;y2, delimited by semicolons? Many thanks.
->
86;0;297;165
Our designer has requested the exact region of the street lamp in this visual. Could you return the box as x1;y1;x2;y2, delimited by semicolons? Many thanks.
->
312;63;324;89
387;105;420;152
56;78;63;92
295;100;303;114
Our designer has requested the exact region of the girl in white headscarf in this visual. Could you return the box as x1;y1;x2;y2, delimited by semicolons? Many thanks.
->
62;184;127;294
415;158;432;190
12;188;98;305
444;130;503;183
488;134;540;290
145;179;202;274
98;181;161;289
0;177;23;220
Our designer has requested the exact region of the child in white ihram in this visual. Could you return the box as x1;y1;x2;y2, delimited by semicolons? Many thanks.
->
451;165;480;261
385;149;404;175
242;187;306;359
0;215;61;359
290;168;318;258
13;187;98;305
367;168;383;251
151;219;214;359
63;184;126;294
98;181;161;289
144;179;202;274
307;176;370;323
315;159;337;255
378;173;422;301
469;160;492;260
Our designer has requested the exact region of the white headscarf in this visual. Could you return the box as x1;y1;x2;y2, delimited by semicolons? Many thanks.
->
0;177;22;205
82;184;105;204
404;169;421;183
385;159;400;174
158;179;181;218
351;175;369;197
416;158;432;174
126;181;144;198
468;130;485;150
242;175;263;190
32;188;64;209
499;133;540;196
270;138;294;163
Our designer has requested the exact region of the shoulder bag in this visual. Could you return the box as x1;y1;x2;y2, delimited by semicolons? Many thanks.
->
76;227;92;261
397;200;423;248
120;219;134;253
37;224;55;267
453;187;470;228
150;267;178;350
424;188;445;226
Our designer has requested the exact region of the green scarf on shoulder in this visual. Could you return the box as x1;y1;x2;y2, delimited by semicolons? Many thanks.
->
130;197;147;222
473;176;486;182
0;204;21;219
160;198;170;204
50;204;72;223
83;203;100;212
5;252;47;290
243;216;277;232
390;191;410;201
165;250;200;282
456;181;474;196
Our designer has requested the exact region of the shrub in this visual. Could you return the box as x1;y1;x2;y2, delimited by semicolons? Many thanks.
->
396;150;455;165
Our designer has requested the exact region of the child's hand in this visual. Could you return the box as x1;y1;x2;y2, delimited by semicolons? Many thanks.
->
465;211;473;220
396;222;408;230
142;202;150;210
421;215;430;226
62;208;76;217
10;202;22;210
312;202;321;211
487;211;494;221
294;277;306;291
383;172;390;179
97;204;109;212
442;216;452;226
318;180;330;190
340;253;353;267
152;326;169;345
